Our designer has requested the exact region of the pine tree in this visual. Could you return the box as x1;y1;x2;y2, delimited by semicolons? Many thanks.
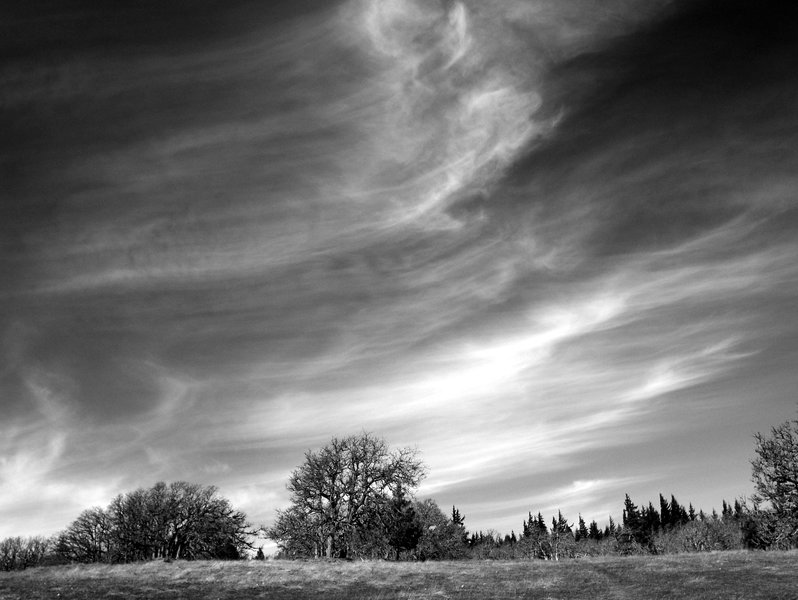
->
387;487;423;557
623;494;655;547
551;511;573;539
670;495;683;526
667;495;689;526
688;503;697;521
623;494;641;532
449;505;468;545
644;501;661;534
536;512;548;534
659;493;671;529
576;515;589;541
588;520;602;540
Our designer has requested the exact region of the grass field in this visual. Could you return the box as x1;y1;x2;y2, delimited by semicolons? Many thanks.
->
1;551;797;599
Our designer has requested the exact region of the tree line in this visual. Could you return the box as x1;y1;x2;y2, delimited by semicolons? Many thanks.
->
2;414;796;569
266;418;798;559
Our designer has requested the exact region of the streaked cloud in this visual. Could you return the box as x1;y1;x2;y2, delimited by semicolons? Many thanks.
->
2;0;798;540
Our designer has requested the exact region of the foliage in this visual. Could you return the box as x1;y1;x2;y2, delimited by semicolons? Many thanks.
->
413;499;468;560
739;500;798;550
385;491;423;558
268;432;425;559
55;481;252;563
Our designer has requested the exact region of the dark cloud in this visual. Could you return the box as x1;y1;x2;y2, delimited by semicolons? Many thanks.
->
0;1;329;58
477;0;798;259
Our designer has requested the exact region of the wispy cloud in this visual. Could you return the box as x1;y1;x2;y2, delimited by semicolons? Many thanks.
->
2;0;798;539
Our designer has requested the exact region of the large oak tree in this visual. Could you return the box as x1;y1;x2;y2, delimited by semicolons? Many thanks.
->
270;432;425;558
750;415;798;545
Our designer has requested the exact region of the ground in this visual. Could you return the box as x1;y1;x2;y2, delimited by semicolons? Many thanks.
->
1;551;797;599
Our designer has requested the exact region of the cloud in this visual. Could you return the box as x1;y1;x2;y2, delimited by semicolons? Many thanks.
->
343;0;551;226
3;0;798;541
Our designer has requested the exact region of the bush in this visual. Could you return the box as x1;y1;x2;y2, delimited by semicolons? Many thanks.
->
652;519;743;554
740;506;798;550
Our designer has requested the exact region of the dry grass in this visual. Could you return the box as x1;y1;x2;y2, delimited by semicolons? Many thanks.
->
1;551;797;599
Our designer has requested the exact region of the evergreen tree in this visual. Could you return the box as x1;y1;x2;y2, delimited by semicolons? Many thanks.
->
688;503;697;521
623;494;656;547
623;494;641;532
450;505;468;545
576;515;589;541
644;502;660;534
522;513;531;538
386;488;423;558
670;495;681;526
535;512;548;534
671;495;689;526
659;493;671;529
588;520;602;540
636;502;658;548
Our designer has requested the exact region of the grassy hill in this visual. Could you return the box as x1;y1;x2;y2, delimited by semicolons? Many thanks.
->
1;550;797;599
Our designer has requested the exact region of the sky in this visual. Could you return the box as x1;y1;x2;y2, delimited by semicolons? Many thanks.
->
2;0;798;547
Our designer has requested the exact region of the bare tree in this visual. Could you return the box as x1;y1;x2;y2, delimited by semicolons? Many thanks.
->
751;415;798;544
270;432;425;558
752;417;798;517
55;507;113;563
57;481;252;563
0;536;51;571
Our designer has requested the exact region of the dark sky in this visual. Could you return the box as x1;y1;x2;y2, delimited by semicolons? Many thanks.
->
2;0;798;545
